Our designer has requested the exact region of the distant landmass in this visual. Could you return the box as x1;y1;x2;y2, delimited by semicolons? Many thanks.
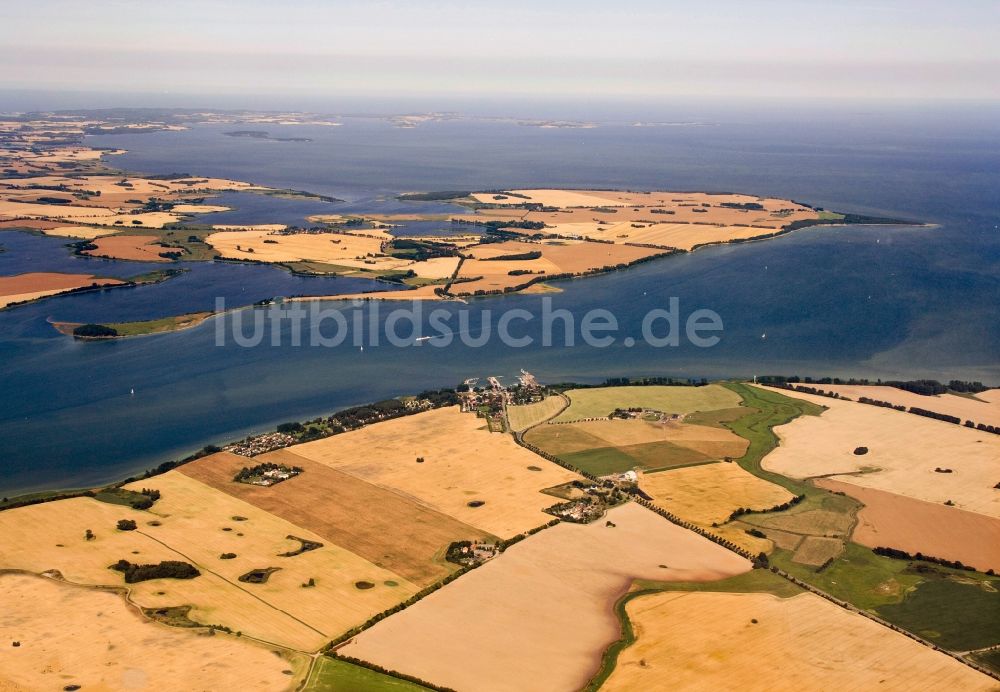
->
223;130;312;142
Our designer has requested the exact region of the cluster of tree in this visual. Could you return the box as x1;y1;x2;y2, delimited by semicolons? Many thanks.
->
604;376;708;387
758;375;991;395
727;494;805;521
967;420;999;435
507;269;538;276
110;559;200;583
396;191;470;201
72;323;119;338
774;383;845;399
909;406;961;425
387;238;457;261
116;519;137;531
233;462;302;483
482;250;542;261
129;488;161;510
872;546;984;573
485;220;547;232
278;535;323;557
720;201;765;210
857;396;905;410
445;540;475;565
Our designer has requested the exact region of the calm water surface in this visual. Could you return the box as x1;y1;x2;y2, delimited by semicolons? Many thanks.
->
1;107;998;495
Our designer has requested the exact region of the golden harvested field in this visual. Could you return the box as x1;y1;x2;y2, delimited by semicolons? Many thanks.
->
452;239;663;294
212;224;288;232
180;450;492;586
542;220;790;251
0;471;425;651
0;272;124;308
339;503;750;692
639;462;793;554
0;200;181;228
284;407;581;537
817;478;1000;573
554;384;742;421
602;591;997;691
506;395;568;432
120;472;420;638
39;225;117;239
760;388;1000;518
468;189;818;229
171;203;231;214
82;235;171;261
206;229;384;263
0;574;303;691
812;383;1000;428
0;496;324;650
641;462;794;526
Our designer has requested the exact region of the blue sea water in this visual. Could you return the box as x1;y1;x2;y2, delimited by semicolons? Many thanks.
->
1;104;998;496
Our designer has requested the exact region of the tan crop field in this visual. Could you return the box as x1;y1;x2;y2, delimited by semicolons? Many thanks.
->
468;190;819;231
554;384;743;421
817;478;1000;573
506;395;568;432
180;450;493;586
207;230;383;263
760;388;1000;518
452;239;663;294
812;383;1000;428
339;503;750;692
0;272;125;308
641;462;794;526
119;472;420;637
0;496;327;650
639;462;794;554
0;470;429;650
0;574;303;691
283;406;581;537
541;220;791;251
39;225;118;239
602;591;997;691
82;235;171;261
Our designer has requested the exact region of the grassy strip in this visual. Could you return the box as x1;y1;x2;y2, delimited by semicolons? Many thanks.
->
584;571;803;691
719;382;824;494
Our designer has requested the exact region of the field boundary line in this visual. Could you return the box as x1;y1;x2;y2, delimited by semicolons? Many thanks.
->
135;529;329;639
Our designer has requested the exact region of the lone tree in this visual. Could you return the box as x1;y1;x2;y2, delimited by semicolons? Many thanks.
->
116;519;137;531
85;529;95;541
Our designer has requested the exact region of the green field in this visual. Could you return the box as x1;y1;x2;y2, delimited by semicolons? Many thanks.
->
971;649;1000;675
553;384;742;422
773;542;1000;651
876;575;1000;651
104;312;214;336
305;657;432;691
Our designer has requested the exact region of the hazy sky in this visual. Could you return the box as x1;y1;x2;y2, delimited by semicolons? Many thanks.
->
2;0;998;102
